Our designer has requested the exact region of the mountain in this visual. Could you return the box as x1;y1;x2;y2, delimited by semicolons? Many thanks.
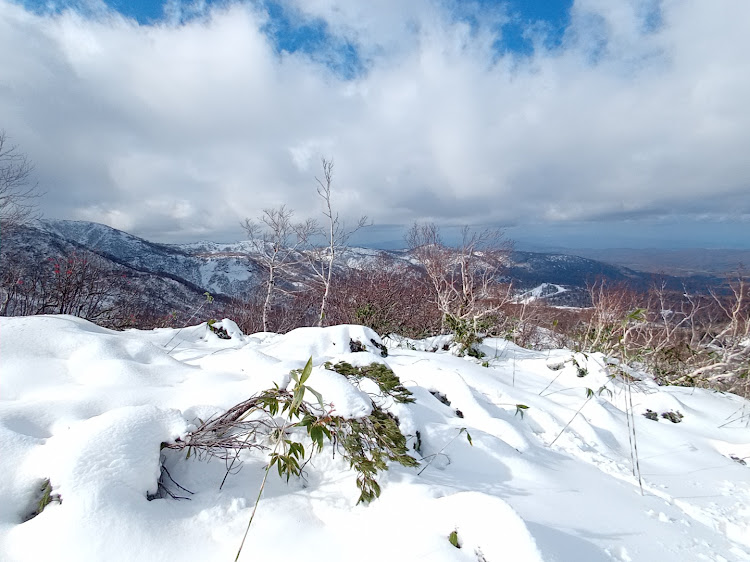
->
1;220;726;313
41;219;262;296
0;223;214;320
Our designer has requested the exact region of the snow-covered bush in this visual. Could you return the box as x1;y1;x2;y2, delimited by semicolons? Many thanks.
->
549;276;750;397
164;358;418;505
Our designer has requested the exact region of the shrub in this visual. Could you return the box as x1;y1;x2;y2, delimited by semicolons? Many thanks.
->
164;358;418;504
325;361;414;404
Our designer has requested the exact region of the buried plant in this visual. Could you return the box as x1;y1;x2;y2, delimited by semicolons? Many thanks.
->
445;314;488;358
325;361;414;404
24;478;62;521
207;319;230;339
417;427;473;476
448;529;461;549
163;358;418;504
160;358;419;560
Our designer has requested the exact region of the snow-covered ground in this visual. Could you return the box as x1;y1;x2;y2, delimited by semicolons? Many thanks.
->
1;315;749;561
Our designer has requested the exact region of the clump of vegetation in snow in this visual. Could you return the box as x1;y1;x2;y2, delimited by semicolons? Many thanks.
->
24;478;61;521
444;314;488;359
207;318;230;339
324;361;414;404
164;358;417;505
661;410;684;423
448;529;461;548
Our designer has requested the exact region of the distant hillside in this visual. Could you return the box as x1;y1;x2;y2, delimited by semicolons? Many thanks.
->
0;224;213;318
502;250;726;306
41;219;262;296
0;220;728;312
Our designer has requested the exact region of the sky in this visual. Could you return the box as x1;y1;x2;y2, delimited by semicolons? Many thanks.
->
1;0;749;249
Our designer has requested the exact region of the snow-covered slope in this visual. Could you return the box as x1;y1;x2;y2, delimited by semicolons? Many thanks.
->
0;225;216;316
41;219;262;296
1;315;748;561
514;283;569;304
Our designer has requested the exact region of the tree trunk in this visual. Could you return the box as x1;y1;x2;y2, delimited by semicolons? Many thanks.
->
263;267;274;332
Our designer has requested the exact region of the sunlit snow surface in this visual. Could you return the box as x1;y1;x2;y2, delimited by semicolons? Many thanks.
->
1;315;749;561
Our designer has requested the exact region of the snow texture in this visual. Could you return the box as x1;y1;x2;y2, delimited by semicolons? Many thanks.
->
1;315;749;561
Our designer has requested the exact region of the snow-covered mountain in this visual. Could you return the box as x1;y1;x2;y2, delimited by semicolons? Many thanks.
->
2;220;712;310
0;223;208;316
41;219;262;296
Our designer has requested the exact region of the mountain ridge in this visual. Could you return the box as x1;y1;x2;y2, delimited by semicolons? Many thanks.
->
2;220;727;312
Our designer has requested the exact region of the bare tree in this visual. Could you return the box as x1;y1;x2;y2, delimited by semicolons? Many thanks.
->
572;275;750;396
405;222;512;334
688;274;750;391
307;158;369;327
242;206;316;332
0;130;39;233
580;278;641;354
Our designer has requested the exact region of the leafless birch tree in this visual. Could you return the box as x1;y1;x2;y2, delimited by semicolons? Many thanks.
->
406;222;512;334
307;158;369;327
242;206;316;332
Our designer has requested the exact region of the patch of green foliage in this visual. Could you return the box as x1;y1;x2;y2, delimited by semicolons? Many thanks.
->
207;319;230;339
328;406;419;503
445;314;488;358
514;404;529;419
325;361;415;404
25;478;61;521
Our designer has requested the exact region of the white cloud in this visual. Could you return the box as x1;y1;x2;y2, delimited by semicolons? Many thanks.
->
0;0;749;244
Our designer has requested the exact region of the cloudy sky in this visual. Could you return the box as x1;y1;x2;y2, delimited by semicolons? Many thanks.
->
1;0;749;249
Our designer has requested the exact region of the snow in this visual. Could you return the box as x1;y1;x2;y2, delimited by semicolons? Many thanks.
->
515;283;569;304
1;315;749;561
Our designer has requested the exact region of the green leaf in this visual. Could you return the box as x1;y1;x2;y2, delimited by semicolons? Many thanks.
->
448;530;460;548
290;442;304;458
299;357;314;385
626;307;646;322
297;414;315;428
306;386;325;409
515;404;529;419
465;430;473;446
290;386;305;416
310;426;325;451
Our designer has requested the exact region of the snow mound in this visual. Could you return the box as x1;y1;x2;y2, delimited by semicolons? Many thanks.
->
306;365;373;418
259;324;386;363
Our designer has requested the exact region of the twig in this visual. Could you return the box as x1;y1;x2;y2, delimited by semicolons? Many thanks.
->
626;380;644;495
161;464;194;496
548;396;592;448
234;421;289;562
417;428;468;476
164;292;213;354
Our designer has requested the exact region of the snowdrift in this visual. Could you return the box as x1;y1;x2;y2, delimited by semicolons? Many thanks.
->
1;315;749;561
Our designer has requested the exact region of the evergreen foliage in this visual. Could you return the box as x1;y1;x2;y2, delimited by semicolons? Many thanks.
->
324;361;415;404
